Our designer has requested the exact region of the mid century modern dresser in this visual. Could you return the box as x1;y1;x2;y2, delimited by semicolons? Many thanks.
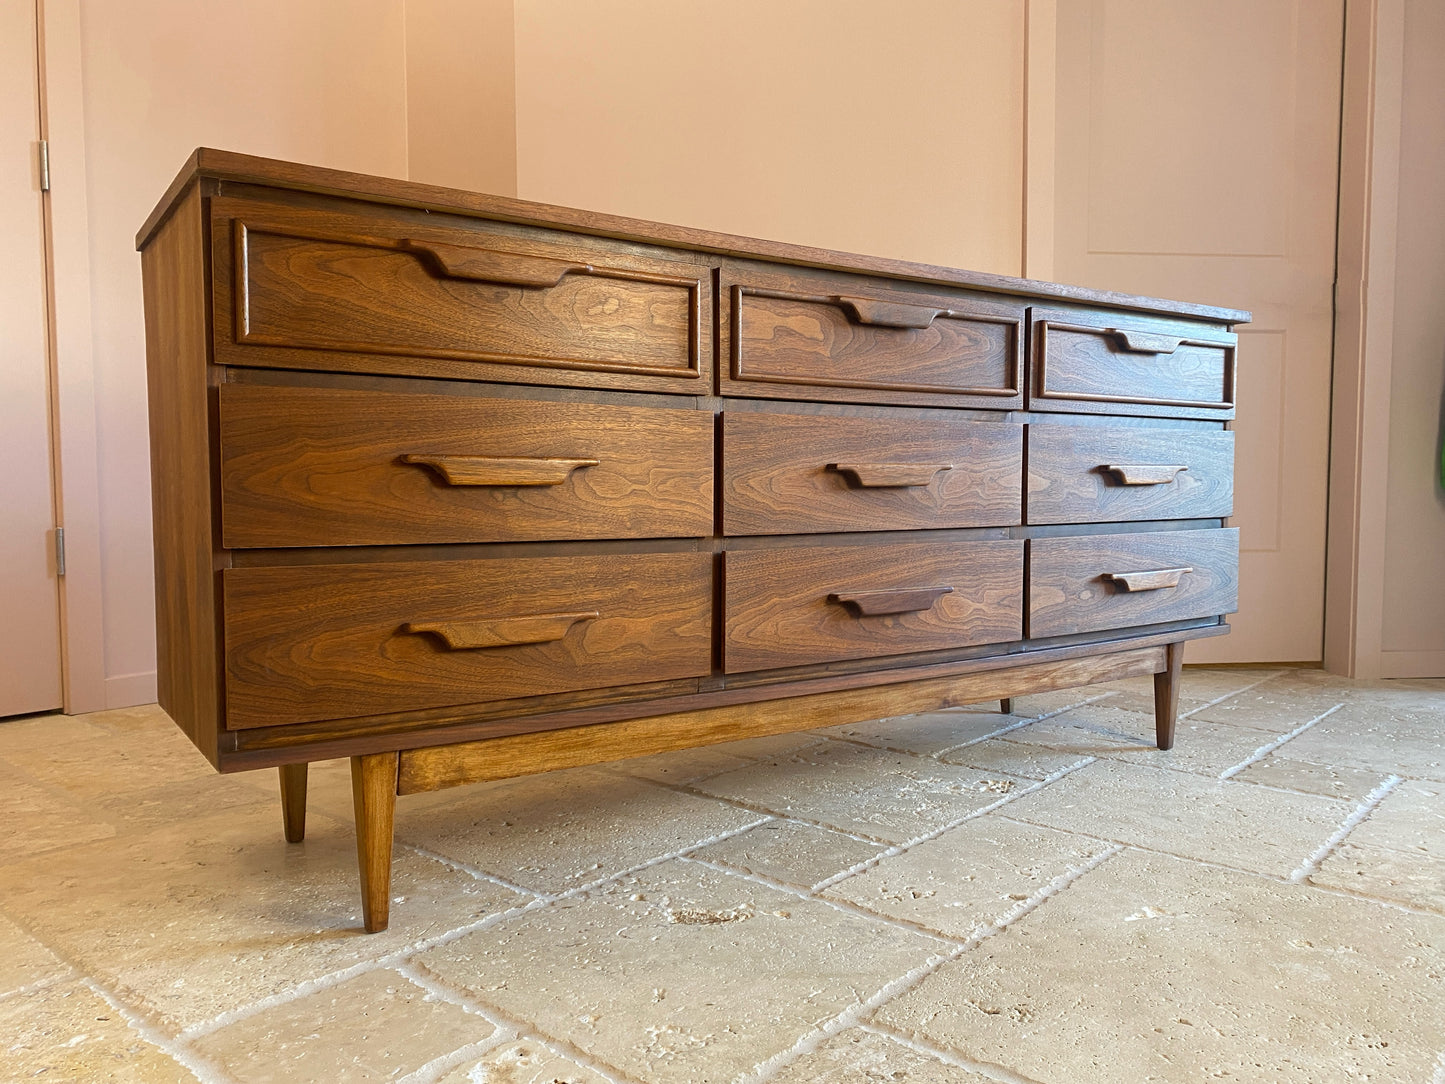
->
140;150;1247;932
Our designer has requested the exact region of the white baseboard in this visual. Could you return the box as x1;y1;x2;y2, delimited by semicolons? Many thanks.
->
104;670;158;709
1378;650;1445;679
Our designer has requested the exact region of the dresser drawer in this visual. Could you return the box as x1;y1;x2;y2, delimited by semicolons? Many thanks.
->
722;265;1023;408
723;540;1022;673
721;412;1021;536
1026;424;1233;525
1028;528;1238;639
223;553;713;729
219;384;714;547
211;197;710;393
1030;309;1236;420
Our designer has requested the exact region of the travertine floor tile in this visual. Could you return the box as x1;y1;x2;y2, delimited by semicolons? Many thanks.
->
824;707;1021;757
997;705;1156;757
0;712;109;754
1232;756;1388;802
0;980;193;1082
1275;704;1445;780
693;741;1033;843
0;713;214;798
0;911;68;996
1005;758;1351;877
1345;779;1444;857
0;760;115;863
877;849;1445;1083
938;736;1084;780
769;1028;991;1082
432;1039;616;1084
416;859;943;1083
693;819;885;889
0;807;525;1031
1312;841;1445;913
195;968;490;1083
1092;668;1276;716
824;816;1116;939
1188;681;1344;732
393;767;762;894
1102;716;1282;777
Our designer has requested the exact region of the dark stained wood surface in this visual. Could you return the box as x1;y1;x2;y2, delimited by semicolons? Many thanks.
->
722;412;1021;535
219;384;714;547
1026;424;1233;524
1032;309;1237;420
724;540;1023;673
223;552;713;728
139;149;1252;325
278;763;307;842
1028;528;1239;638
1153;641;1185;750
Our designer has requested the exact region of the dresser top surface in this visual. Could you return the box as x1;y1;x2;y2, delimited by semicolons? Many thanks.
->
138;147;1251;326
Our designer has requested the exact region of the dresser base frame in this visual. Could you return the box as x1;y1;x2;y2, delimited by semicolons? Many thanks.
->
275;638;1191;933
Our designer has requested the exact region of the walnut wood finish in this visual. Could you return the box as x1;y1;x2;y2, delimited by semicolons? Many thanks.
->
351;752;398;933
999;698;1014;714
219;384;713;547
1027;425;1233;525
1028;528;1239;639
1153;641;1185;750
1031;309;1237;420
724;540;1023;673
223;553;713;728
722;412;1021;535
278;763;308;843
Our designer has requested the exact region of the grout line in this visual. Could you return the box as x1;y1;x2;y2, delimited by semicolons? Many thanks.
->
1178;669;1285;719
811;757;1097;893
0;969;74;1005
1217;703;1344;779
1431;1047;1445;1084
930;692;1120;756
738;844;1122;1084
80;976;237;1084
1288;775;1403;884
396;1037;515;1084
858;1022;1048;1084
400;841;554;900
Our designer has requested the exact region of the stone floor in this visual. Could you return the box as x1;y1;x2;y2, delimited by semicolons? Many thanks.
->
1;667;1442;1083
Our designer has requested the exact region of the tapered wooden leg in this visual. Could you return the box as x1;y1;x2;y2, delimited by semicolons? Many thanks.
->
1153;642;1185;750
351;752;399;934
999;698;1013;715
278;763;308;843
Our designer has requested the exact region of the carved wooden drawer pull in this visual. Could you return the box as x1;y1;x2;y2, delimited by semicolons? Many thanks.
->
400;454;599;486
828;585;954;616
1101;463;1189;485
1110;329;1184;355
829;462;953;488
1103;567;1193;592
834;295;946;330
400;239;592;288
402;611;599;650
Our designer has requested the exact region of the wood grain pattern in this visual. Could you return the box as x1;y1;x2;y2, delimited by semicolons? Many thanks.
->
219;384;713;547
141;185;223;767
1027;424;1233;525
223;553;713;728
396;646;1166;794
1104;567;1193;592
397;454;599;486
1028;528;1239;638
399;238;588;287
401;611;597;649
278;763;307;842
351;751;398;933
724;540;1023;673
1032;309;1237;420
722;412;1021;535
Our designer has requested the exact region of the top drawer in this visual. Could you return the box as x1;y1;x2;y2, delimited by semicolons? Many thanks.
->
721;264;1024;408
1030;309;1236;420
210;196;711;394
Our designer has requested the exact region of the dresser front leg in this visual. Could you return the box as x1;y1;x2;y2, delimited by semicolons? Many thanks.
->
279;763;308;843
999;698;1013;715
1153;642;1185;750
351;752;400;933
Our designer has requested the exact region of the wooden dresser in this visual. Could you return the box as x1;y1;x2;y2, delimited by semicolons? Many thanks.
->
139;150;1247;932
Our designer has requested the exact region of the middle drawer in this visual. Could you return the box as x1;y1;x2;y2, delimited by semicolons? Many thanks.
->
723;540;1024;673
219;384;714;547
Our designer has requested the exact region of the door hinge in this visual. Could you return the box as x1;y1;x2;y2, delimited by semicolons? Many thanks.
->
38;140;50;191
55;527;65;576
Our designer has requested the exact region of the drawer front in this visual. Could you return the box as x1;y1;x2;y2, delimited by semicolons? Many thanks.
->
1026;425;1233;525
211;197;710;393
1028;528;1239;639
722;266;1023;408
722;412;1022;535
723;541;1023;673
1031;309;1236;419
219;384;714;547
223;553;713;729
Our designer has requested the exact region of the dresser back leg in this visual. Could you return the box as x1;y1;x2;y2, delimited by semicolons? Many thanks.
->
278;763;308;843
351;752;400;933
999;698;1014;715
1153;642;1185;750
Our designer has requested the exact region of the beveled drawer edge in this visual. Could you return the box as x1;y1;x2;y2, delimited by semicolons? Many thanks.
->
730;284;1023;397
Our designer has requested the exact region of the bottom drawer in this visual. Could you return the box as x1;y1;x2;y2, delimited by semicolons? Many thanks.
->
723;540;1023;673
1028;528;1239;638
223;553;713;729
